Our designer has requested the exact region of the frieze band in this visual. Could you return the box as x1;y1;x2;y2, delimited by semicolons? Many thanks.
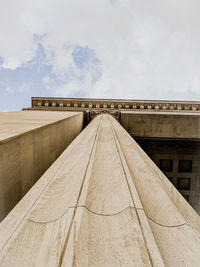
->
27;97;200;113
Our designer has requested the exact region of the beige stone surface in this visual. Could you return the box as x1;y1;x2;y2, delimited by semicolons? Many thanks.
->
31;96;200;113
0;114;199;266
0;110;82;142
121;111;200;139
0;111;83;221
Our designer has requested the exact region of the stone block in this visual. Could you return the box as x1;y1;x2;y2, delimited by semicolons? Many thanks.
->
0;110;83;220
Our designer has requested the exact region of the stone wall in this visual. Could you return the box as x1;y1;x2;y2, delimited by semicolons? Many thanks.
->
121;111;200;139
0;111;84;221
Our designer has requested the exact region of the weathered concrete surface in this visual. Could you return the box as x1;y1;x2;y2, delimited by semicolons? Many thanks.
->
121;111;200;139
0;114;199;266
0;111;83;221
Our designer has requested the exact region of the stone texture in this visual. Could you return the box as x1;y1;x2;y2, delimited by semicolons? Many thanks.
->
24;97;200;213
120;111;200;139
0;111;83;221
0;114;199;266
30;97;200;113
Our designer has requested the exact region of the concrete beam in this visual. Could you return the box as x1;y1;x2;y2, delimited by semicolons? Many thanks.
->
121;111;200;139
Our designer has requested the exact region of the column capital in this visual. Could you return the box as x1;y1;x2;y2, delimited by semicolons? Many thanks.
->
90;108;120;121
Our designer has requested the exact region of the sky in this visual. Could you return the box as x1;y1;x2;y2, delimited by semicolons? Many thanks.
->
0;0;200;111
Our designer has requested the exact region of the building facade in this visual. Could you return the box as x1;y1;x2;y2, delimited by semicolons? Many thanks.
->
0;97;200;266
28;97;200;214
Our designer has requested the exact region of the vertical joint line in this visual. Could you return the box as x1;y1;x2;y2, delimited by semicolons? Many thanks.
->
109;117;154;267
59;116;102;266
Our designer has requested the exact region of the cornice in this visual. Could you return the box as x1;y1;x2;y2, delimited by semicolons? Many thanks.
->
28;97;200;113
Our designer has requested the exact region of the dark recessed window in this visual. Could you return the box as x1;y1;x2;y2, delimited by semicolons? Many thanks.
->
167;177;173;183
177;178;191;190
178;160;192;172
159;159;173;172
182;194;189;202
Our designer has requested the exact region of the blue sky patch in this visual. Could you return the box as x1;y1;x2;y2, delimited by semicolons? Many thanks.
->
72;45;102;84
0;43;102;111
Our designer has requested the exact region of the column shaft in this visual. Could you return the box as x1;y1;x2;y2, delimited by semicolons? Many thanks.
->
0;114;199;266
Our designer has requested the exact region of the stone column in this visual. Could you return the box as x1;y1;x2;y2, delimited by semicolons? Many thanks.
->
0;114;200;266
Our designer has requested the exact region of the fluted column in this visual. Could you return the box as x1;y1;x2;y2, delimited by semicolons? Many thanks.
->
0;114;200;266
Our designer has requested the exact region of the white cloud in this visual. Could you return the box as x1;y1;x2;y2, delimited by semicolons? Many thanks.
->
0;0;37;69
43;75;51;84
0;0;200;100
18;83;30;93
5;84;14;94
4;82;30;94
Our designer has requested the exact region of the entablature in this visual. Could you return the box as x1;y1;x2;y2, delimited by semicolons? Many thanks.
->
28;97;200;113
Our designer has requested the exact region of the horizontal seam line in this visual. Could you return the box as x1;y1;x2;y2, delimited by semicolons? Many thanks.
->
28;205;135;223
28;205;194;229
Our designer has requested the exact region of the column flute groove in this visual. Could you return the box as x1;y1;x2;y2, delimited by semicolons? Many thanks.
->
109;115;164;267
59;116;103;266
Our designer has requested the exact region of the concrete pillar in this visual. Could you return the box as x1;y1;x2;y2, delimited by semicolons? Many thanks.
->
0;114;199;266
